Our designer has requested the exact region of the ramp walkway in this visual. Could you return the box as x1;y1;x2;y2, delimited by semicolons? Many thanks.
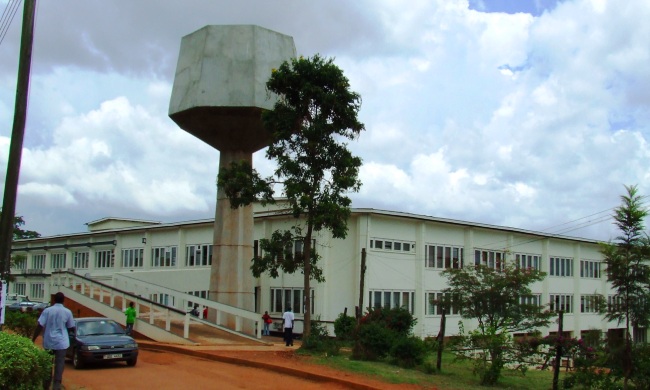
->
50;271;265;346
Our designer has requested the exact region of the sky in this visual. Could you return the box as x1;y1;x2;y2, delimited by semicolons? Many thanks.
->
0;0;649;242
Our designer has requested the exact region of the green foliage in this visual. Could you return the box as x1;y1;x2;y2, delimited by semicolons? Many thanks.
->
301;318;340;355
389;336;428;368
333;312;356;341
443;264;553;334
353;306;422;365
353;322;396;361
217;54;364;338
359;306;416;337
3;310;38;337
0;332;52;390
599;185;650;386
250;227;324;282
217;160;275;209
630;343;650;390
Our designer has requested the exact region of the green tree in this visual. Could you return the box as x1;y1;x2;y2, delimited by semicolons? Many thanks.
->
218;55;364;337
600;184;650;389
0;212;40;279
442;265;553;385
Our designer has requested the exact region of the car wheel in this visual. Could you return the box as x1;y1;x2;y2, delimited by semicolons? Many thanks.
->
73;349;85;369
126;357;137;367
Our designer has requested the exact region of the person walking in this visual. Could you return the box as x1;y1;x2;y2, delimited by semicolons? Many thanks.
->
124;301;137;336
262;311;272;336
282;306;294;346
32;292;75;390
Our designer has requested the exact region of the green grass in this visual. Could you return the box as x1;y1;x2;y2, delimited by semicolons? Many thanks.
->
305;350;572;390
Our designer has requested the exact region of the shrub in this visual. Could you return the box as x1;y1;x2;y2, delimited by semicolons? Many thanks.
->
630;343;650;390
302;318;340;355
360;307;416;336
3;310;39;338
353;322;396;361
333;312;356;341
0;332;52;390
390;336;428;368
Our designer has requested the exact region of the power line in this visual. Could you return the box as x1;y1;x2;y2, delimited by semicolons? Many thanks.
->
0;0;21;47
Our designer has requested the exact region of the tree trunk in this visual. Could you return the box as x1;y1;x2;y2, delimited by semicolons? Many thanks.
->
303;225;313;339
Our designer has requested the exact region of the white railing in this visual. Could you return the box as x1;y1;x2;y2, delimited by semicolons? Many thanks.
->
50;271;262;342
113;272;261;338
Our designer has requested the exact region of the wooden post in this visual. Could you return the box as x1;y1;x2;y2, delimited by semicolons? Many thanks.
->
0;0;36;278
436;307;446;371
357;248;366;325
552;311;564;390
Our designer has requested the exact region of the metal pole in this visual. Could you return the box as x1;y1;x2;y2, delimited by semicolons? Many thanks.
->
0;0;36;278
357;248;366;324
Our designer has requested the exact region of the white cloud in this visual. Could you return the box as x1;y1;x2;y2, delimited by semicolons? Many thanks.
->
1;0;649;241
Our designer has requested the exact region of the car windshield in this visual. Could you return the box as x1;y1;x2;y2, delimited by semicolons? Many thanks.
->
77;320;125;336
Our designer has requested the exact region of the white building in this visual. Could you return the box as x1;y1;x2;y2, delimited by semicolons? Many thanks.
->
9;206;634;340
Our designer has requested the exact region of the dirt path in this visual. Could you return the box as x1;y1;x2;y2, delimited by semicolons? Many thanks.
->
61;348;434;390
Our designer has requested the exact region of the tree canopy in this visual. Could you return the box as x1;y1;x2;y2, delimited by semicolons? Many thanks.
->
442;264;552;334
600;184;650;388
218;54;364;337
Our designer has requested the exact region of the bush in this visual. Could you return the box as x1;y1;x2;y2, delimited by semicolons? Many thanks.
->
353;322;395;361
0;332;52;390
333;312;356;341
360;307;416;336
390;336;428;368
302;319;340;355
3;310;39;338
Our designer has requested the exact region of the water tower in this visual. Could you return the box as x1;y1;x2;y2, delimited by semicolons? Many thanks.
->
169;25;296;330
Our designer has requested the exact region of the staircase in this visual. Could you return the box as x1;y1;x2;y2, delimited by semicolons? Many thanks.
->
50;271;264;346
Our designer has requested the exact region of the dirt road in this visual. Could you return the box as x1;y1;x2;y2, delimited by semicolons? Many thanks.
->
62;349;354;390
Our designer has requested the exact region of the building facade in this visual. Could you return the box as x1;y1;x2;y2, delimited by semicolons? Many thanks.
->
9;207;632;340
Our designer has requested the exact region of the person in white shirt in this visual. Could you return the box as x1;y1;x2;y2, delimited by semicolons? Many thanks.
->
32;292;75;390
282;307;295;346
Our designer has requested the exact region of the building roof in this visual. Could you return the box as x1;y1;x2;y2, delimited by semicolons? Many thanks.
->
14;208;603;246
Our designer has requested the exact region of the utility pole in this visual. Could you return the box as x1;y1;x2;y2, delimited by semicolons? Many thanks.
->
357;248;366;324
0;0;37;279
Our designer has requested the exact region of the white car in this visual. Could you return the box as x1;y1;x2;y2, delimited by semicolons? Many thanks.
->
3;293;29;307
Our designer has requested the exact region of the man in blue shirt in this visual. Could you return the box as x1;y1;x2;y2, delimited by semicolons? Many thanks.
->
32;292;75;390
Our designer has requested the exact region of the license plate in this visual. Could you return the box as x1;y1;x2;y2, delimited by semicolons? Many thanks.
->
103;354;122;359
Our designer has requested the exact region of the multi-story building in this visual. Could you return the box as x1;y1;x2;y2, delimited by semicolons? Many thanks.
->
8;206;635;340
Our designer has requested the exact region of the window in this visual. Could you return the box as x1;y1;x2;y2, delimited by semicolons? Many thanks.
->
368;290;415;314
425;245;464;269
580;260;601;279
515;253;541;270
370;238;414;253
520;294;542;307
549;294;573;313
95;250;114;268
31;254;45;270
581;295;600;313
270;288;314;315
13;282;26;295
51;253;66;270
550;257;573;277
424;245;464;269
608;295;624;312
73;251;89;269
30;283;44;300
151;293;174;306
186;244;212;267
425;291;460;315
152;246;177;267
122;248;144;268
474;249;505;270
187;290;209;308
14;258;26;270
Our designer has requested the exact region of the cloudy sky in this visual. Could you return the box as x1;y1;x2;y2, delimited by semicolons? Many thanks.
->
0;0;648;241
